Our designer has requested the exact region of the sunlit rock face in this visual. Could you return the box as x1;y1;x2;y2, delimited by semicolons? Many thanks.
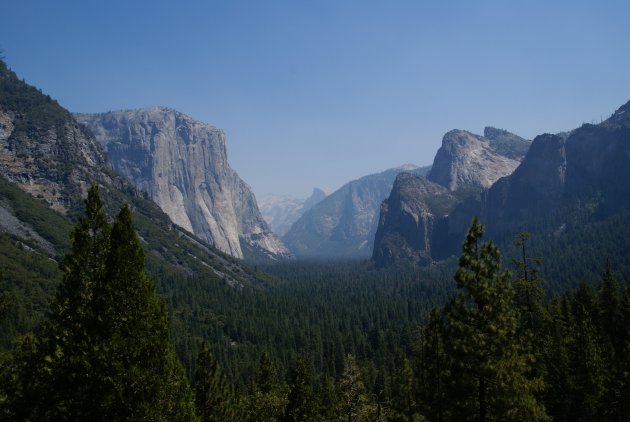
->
427;128;530;192
76;107;291;260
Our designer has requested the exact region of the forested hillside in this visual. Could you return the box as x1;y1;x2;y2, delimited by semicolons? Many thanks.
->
2;189;628;420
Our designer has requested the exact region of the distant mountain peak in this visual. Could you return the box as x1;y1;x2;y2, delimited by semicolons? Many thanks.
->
374;99;630;268
427;128;529;191
303;188;328;211
483;126;518;140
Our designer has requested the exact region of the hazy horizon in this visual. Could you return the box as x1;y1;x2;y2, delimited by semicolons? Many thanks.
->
2;0;629;198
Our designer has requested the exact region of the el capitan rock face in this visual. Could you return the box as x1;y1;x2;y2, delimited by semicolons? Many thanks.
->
0;58;269;290
75;108;290;260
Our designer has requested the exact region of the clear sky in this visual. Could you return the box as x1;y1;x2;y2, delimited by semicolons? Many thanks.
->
1;1;629;198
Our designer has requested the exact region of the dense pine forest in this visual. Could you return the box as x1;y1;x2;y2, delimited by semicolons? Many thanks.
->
1;188;629;421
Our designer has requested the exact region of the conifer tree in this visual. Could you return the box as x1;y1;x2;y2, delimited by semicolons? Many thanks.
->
513;232;545;334
314;374;340;421
389;354;417;422
417;308;446;422
22;185;112;419
619;284;630;419
597;261;623;355
566;283;606;421
339;354;371;422
257;351;279;394
284;354;315;422
2;186;198;420
595;263;626;419
442;217;547;421
240;351;288;422
93;203;197;420
193;343;238;421
0;271;13;324
539;297;573;420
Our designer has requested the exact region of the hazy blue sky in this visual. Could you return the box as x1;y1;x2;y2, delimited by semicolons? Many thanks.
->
2;1;629;198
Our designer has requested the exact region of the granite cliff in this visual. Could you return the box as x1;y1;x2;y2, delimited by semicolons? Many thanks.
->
0;59;260;285
373;102;630;268
481;100;630;236
373;127;530;266
372;173;458;266
75;108;290;260
427;127;529;191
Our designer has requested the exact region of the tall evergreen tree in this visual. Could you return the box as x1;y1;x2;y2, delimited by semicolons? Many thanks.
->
193;343;238;421
257;351;279;394
15;185;112;419
442;217;547;421
565;283;606;421
93;203;197;420
597;261;623;356
0;271;13;325
513;232;545;334
2;186;198;420
417;308;446;422
619;284;630;419
389;354;417;422
339;354;371;422
284;354;315;422
595;263;627;420
240;351;288;422
539;297;573;421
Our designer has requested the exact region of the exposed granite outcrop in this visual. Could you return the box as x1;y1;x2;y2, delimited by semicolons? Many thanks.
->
373;127;530;266
75;108;291;260
372;173;457;266
427;129;529;191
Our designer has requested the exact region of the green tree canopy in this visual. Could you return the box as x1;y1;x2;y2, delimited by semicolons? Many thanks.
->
442;217;547;421
193;343;238;421
2;185;197;421
284;354;315;422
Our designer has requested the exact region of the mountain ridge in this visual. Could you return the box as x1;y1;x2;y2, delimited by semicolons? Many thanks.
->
373;126;531;266
283;164;431;259
373;100;630;269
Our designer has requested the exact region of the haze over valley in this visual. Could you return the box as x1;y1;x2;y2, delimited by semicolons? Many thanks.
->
1;2;629;421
